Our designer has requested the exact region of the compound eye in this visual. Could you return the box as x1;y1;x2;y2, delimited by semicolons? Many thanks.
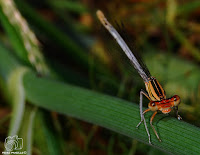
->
173;95;181;106
149;102;158;111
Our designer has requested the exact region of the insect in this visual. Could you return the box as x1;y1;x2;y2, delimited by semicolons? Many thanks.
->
96;10;182;144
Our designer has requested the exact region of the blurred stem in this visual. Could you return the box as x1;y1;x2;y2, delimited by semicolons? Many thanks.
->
166;0;177;25
166;0;200;62
84;125;98;154
14;0;89;68
108;134;115;155
7;67;28;135
26;106;37;155
68;117;86;138
18;105;37;155
47;0;90;48
128;140;137;155
33;110;65;155
177;1;200;15
170;25;200;61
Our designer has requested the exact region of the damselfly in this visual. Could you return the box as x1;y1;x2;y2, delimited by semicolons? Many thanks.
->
96;10;182;144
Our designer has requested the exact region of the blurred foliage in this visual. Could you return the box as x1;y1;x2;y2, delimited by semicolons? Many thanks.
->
0;0;199;155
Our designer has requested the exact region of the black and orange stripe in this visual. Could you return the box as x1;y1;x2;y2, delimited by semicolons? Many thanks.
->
145;77;166;101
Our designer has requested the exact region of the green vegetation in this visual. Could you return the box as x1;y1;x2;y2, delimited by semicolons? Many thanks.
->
0;0;199;154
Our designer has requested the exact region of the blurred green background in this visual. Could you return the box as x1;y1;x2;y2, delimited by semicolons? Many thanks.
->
0;0;200;154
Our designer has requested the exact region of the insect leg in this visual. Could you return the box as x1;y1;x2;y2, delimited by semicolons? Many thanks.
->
136;89;152;144
174;106;182;120
150;111;161;142
136;89;151;127
136;109;151;127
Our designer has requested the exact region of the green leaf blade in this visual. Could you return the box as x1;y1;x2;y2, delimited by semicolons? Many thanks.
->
23;71;200;155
